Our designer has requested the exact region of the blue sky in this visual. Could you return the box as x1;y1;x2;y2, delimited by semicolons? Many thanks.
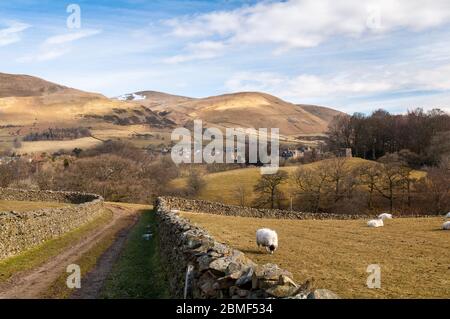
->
1;0;450;114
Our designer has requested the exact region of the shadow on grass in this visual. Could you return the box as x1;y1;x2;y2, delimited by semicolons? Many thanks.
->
430;228;449;232
241;248;269;255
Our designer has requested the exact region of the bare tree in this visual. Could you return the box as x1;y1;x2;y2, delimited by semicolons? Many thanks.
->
358;163;381;209
0;163;15;187
326;157;351;203
0;159;32;188
253;171;288;209
234;184;247;207
398;165;416;208
327;114;352;150
374;153;406;212
293;164;330;213
416;157;450;214
186;169;205;196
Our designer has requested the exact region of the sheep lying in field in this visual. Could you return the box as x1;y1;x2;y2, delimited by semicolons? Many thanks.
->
367;219;384;228
443;221;450;230
256;228;278;254
378;213;393;220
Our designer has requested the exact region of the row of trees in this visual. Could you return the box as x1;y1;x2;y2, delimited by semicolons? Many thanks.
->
0;159;33;188
252;155;450;215
327;108;450;166
23;127;92;142
0;141;180;203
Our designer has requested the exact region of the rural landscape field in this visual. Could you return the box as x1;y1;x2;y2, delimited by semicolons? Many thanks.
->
182;212;449;299
0;0;450;304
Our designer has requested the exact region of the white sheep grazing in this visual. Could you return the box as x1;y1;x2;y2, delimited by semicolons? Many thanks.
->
256;228;278;254
445;212;450;219
443;221;450;230
367;219;384;228
378;213;393;220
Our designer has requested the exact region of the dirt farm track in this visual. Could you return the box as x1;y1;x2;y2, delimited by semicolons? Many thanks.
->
0;203;140;299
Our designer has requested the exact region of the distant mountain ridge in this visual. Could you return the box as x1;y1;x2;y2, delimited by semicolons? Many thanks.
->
0;72;103;99
0;72;343;138
119;90;344;135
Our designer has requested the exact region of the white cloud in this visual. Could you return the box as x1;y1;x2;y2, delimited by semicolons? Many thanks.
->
44;29;101;45
163;40;227;63
165;0;450;61
224;71;392;103
17;29;101;63
225;63;450;105
0;21;30;46
17;48;71;63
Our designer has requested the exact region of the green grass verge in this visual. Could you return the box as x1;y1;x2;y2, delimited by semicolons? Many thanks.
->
0;209;113;284
100;210;169;299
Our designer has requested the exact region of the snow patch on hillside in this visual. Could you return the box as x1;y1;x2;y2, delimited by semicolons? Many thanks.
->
115;93;146;101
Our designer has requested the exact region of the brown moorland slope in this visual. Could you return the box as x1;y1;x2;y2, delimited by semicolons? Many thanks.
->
187;92;342;135
299;104;345;126
0;72;102;98
0;73;134;127
124;91;344;135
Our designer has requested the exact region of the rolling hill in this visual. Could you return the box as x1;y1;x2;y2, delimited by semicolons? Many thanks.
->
0;72;124;127
117;91;344;136
0;72;103;99
0;72;344;153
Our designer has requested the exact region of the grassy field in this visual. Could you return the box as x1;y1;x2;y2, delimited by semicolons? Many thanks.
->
100;209;169;298
171;158;426;206
181;212;449;299
0;200;73;212
16;137;103;154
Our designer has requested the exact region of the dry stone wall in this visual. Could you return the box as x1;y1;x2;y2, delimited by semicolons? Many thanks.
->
160;196;369;220
0;188;104;260
0;188;100;204
155;197;339;299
